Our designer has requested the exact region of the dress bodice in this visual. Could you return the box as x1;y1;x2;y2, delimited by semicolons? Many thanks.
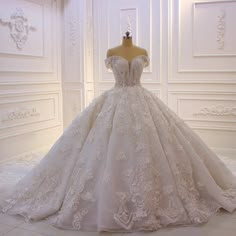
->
104;55;149;87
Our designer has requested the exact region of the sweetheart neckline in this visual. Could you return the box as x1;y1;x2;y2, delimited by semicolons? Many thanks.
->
106;55;149;64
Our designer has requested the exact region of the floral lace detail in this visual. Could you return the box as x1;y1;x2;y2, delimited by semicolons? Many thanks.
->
1;57;236;232
72;208;89;229
115;152;127;161
113;192;134;229
103;171;111;184
104;55;149;87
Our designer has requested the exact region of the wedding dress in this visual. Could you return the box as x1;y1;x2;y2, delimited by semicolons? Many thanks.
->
1;55;236;232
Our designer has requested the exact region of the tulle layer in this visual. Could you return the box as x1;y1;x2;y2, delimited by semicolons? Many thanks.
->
1;85;236;232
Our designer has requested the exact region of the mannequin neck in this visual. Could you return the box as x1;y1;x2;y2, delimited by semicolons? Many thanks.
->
122;37;133;47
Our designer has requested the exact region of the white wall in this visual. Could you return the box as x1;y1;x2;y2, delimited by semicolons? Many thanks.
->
0;0;62;162
62;0;94;128
93;0;236;158
1;0;235;162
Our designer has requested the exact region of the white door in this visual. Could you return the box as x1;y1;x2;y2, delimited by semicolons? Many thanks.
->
0;0;62;162
93;0;236;158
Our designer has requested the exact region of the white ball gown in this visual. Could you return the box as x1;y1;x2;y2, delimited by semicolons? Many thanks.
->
1;55;236;232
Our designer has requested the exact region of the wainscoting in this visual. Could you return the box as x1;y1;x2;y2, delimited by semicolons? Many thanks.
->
0;0;63;162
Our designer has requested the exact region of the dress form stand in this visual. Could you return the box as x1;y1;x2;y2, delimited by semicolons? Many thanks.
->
106;31;148;62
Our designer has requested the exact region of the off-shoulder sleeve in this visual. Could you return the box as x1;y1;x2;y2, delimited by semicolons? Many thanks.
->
143;55;150;68
104;57;112;69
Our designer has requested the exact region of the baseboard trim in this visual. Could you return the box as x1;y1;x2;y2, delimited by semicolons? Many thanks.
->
212;147;236;159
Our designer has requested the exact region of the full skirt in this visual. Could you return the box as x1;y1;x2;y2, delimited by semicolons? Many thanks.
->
1;85;236;232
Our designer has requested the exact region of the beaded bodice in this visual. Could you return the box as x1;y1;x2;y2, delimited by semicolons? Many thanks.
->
104;55;150;87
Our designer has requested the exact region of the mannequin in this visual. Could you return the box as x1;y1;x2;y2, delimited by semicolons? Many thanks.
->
106;31;148;61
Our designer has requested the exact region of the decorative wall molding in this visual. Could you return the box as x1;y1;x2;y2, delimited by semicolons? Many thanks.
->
1;107;40;123
0;0;62;163
193;104;236;117
63;0;84;84
168;0;236;83
192;1;234;57
68;16;78;47
83;0;94;107
193;0;236;57
168;90;236;131
68;14;81;56
0;91;61;139
0;8;37;49
63;0;88;128
120;8;137;41
0;0;56;73
216;9;226;50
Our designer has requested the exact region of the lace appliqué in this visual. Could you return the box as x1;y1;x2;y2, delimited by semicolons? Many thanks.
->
72;208;89;229
2;67;236;232
115;152;127;161
104;55;149;87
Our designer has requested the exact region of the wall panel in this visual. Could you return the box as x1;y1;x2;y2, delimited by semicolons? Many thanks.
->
0;0;62;162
